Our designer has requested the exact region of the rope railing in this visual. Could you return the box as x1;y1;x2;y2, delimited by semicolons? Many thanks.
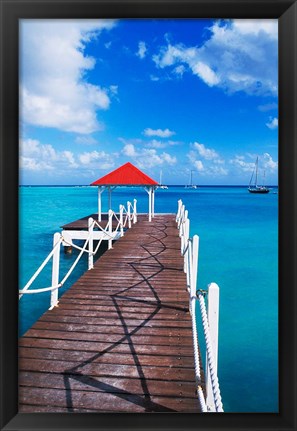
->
197;289;224;412
176;199;224;413
19;200;137;309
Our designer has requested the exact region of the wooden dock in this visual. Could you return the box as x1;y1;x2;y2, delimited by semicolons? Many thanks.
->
19;214;204;413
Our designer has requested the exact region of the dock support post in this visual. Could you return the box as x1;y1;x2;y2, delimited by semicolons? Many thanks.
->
120;205;124;236
108;209;113;249
127;201;131;228
88;218;94;270
133;199;137;223
50;232;60;310
206;282;220;411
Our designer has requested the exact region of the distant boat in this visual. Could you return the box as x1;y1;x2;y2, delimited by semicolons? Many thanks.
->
248;157;269;194
185;170;197;189
159;170;168;189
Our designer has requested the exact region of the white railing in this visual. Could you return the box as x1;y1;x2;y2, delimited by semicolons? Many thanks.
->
176;199;224;413
19;200;137;310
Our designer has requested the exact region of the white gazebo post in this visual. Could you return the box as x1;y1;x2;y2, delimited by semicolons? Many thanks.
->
152;187;155;218
148;187;152;222
97;186;106;222
108;186;112;211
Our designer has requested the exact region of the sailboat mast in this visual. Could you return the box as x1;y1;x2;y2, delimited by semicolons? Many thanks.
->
160;170;162;185
255;157;258;186
191;170;193;186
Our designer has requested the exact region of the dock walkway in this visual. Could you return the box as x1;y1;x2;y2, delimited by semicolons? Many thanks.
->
19;214;203;413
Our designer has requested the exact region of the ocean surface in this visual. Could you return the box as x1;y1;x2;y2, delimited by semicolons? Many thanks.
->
19;185;278;413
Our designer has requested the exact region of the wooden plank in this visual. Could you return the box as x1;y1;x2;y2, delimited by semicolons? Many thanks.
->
23;328;194;346
19;348;195;368
19;372;197;398
19;386;199;412
19;337;195;357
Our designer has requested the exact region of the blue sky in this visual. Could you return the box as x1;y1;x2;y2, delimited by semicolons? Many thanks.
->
19;19;278;185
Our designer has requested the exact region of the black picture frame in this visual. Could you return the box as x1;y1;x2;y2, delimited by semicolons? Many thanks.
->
0;0;296;430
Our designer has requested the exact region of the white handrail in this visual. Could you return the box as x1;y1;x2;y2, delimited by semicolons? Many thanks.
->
19;200;138;309
176;200;223;413
19;237;63;299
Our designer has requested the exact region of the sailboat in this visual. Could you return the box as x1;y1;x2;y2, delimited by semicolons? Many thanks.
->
248;157;269;194
159;170;168;189
185;170;197;189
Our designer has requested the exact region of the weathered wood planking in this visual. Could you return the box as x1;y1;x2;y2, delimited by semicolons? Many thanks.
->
19;215;203;413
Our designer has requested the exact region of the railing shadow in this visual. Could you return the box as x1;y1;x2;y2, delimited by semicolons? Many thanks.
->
63;219;187;412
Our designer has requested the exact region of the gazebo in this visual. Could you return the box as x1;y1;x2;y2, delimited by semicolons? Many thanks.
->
90;162;159;222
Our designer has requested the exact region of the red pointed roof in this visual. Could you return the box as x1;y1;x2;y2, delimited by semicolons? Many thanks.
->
90;162;158;186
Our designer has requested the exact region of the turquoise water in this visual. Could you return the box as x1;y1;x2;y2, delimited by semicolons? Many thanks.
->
19;185;278;413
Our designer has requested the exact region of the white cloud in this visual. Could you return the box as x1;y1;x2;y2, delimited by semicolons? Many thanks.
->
187;142;227;176
153;19;278;96
121;143;177;168
75;136;98;145
208;165;228;176
146;139;167;149
191;62;220;86
194;160;204;171
144;128;175;138
122;144;137;157
146;139;181;149
230;153;278;173
230;155;255;172
136;41;147;59
20;20;117;134
193;142;219;160
173;65;186;77
266;117;278;129
20;138;79;171
258;102;278;112
78;150;114;168
263;152;278;170
20;157;54;171
20;138;118;175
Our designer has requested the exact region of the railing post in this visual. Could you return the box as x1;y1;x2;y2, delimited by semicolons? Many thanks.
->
108;209;113;249
133;199;137;223
176;199;182;222
127;201;131;228
184;217;190;273
181;209;188;255
178;204;185;233
206;282;220;411
88;217;94;270
187;238;192;297
120;205;124;237
191;235;199;298
50;232;60;310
